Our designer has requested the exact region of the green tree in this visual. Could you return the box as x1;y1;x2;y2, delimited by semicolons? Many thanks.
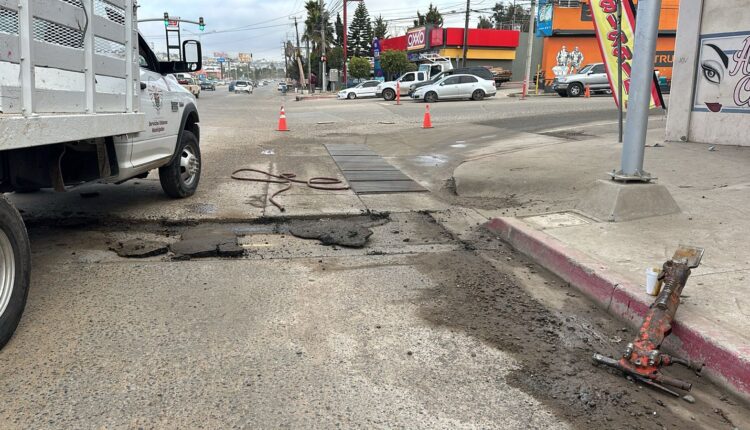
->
328;46;344;70
491;2;530;30
372;15;388;40
334;13;344;47
303;0;335;57
379;50;415;80
348;56;371;80
477;16;493;29
413;3;443;27
347;2;373;57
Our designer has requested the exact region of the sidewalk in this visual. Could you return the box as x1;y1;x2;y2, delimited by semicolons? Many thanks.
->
453;126;750;401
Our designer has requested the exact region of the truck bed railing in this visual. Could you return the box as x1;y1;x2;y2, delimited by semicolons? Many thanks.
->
0;0;138;116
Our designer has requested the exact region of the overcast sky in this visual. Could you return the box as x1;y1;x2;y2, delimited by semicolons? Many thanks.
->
138;0;504;61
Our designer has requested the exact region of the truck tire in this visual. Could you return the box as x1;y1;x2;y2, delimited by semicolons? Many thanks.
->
383;88;396;101
159;130;201;198
0;197;31;349
567;83;583;97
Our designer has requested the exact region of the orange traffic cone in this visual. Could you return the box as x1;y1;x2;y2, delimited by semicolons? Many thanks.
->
584;85;591;98
277;106;289;131
422;104;433;129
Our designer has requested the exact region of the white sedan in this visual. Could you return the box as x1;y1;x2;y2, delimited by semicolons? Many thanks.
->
337;80;381;99
411;74;497;102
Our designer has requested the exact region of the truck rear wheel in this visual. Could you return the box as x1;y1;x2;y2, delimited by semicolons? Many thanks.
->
383;88;395;101
159;130;201;198
0;197;31;349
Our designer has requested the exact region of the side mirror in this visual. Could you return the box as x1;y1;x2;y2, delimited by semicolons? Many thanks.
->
158;40;202;74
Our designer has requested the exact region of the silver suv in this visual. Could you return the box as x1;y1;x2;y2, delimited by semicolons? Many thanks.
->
552;63;611;97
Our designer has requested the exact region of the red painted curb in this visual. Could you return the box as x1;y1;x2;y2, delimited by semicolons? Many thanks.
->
486;216;750;402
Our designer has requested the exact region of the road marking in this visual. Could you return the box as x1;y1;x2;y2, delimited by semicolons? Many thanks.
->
538;116;665;134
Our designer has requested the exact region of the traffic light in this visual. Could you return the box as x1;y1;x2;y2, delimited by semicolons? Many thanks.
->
198;17;205;31
163;12;169;27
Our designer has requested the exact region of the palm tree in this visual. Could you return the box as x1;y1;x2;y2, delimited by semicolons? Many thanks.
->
303;1;335;57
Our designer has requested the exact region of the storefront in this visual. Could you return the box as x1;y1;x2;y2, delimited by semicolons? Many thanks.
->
381;27;520;70
537;0;678;87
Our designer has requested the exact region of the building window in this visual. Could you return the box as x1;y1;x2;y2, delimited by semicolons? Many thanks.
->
558;0;580;7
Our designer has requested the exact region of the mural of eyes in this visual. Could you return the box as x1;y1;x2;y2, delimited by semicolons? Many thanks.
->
701;61;722;84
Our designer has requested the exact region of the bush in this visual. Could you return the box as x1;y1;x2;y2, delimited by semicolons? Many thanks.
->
348;56;371;80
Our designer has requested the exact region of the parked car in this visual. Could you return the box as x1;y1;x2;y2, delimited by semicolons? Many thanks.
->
234;80;253;94
277;82;288;92
552;63;610;97
200;81;216;91
338;80;380;99
409;67;495;96
411;74;497;103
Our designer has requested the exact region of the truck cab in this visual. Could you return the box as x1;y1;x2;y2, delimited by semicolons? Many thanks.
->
375;71;429;101
0;0;204;349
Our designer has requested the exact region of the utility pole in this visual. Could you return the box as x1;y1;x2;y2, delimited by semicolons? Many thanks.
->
292;16;306;91
462;0;470;67
306;38;312;93
342;0;362;88
522;0;537;99
320;0;327;92
613;0;663;181
343;1;348;87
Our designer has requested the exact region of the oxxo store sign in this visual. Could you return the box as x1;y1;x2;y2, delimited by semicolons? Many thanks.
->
407;27;428;51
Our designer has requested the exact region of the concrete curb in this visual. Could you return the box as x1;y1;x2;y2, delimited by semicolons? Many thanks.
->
506;92;558;98
486;216;750;402
294;94;337;101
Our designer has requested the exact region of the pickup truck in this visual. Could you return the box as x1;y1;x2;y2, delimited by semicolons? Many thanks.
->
375;71;429;101
376;55;454;101
551;63;610;97
0;0;203;348
176;74;201;98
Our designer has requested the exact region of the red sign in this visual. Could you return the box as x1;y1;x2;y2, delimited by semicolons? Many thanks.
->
430;28;444;47
407;27;427;51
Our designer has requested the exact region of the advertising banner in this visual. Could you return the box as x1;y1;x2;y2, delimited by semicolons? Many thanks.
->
536;0;553;37
372;37;383;78
238;53;252;63
590;0;663;109
407;27;427;51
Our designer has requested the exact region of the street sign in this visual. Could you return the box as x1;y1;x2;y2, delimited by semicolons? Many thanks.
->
217;57;225;63
167;16;180;29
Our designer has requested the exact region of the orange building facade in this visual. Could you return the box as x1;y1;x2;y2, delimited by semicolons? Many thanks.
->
538;0;679;87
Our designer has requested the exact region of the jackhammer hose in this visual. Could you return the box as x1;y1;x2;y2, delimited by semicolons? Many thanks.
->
231;168;349;212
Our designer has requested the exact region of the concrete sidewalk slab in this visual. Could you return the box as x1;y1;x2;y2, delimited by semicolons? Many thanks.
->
459;131;750;401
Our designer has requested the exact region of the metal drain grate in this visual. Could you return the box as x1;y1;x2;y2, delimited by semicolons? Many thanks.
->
325;144;427;195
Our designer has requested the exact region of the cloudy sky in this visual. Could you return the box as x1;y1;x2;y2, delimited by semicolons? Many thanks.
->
138;0;503;61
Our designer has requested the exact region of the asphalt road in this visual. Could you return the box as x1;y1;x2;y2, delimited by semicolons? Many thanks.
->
2;86;747;429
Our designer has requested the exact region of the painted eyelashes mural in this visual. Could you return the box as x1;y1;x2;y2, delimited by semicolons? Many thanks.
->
694;31;750;114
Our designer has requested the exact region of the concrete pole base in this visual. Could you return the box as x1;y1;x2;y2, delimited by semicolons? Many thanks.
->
576;179;680;222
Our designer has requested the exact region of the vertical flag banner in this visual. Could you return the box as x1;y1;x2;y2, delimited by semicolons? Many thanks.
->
590;0;664;109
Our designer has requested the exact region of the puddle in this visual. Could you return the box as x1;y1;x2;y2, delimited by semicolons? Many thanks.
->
413;154;449;166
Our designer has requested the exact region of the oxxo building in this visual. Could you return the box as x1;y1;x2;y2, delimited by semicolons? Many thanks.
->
380;26;520;70
537;0;679;87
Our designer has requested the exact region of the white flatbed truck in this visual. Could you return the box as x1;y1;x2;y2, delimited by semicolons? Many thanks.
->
0;0;204;347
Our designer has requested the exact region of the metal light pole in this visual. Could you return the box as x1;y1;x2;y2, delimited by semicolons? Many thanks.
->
613;0;662;181
320;0;327;92
461;0;470;67
522;0;537;99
